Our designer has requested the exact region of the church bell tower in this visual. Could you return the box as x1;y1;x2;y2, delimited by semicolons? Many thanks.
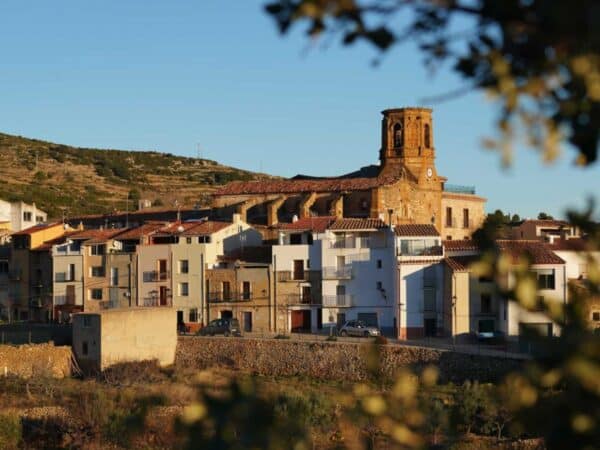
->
379;107;436;180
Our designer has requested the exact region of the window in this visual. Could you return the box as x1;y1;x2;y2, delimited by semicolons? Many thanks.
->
23;211;32;222
186;237;192;244
83;316;92;327
90;289;102;300
69;264;76;281
446;236;452;240
179;260;189;274
463;209;469;228
376;281;383;290
242;281;251;300
480;294;492;314
360;198;368;211
36;215;44;223
536;269;555;290
290;233;302;245
0;261;8;273
189;308;198;322
222;281;231;301
90;244;106;255
393;123;403;148
424;123;431;148
91;266;105;277
592;311;600;322
179;282;189;296
377;259;382;269
82;341;89;356
445;207;453;227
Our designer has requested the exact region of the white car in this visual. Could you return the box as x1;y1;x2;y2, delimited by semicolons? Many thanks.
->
339;320;381;337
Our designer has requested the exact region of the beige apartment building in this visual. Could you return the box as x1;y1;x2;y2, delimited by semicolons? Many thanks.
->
135;215;263;329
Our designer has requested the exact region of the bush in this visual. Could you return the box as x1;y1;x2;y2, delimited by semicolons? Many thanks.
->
0;414;22;450
274;334;291;340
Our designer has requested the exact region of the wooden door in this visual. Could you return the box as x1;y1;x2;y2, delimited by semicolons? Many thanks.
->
293;260;304;280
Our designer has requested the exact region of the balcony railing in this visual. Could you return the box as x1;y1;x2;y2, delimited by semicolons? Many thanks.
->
54;295;76;306
277;270;311;282
207;292;261;303
54;272;78;282
322;294;354;307
286;294;321;305
322;266;353;279
143;271;170;282
142;297;173;307
444;184;476;195
330;237;356;249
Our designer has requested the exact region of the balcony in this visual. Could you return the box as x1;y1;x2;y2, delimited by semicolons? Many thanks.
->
330;238;356;249
397;239;443;257
277;270;311;282
322;266;352;280
143;270;170;282
207;291;260;303
142;297;172;307
444;184;476;195
322;294;354;307
54;272;78;283
286;293;321;305
54;295;76;306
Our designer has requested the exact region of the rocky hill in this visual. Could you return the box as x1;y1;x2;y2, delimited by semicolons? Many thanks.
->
0;132;273;219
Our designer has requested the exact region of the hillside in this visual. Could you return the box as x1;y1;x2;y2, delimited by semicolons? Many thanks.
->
0;132;273;219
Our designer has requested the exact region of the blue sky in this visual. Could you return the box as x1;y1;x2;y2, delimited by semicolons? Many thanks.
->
0;0;597;219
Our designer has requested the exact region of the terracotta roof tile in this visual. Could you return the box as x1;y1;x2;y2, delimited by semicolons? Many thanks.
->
548;238;590;252
214;173;403;196
11;222;63;236
70;229;126;242
444;256;480;272
443;240;478;252
519;219;570;227
395;224;439;237
180;221;231;236
329;218;388;231
445;240;564;266
278;216;336;233
113;223;168;240
497;240;565;265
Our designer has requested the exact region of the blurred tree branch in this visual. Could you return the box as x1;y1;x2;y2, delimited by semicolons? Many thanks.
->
265;0;600;166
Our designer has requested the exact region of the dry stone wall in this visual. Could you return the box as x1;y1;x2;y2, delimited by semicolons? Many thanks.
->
0;343;72;379
176;337;522;384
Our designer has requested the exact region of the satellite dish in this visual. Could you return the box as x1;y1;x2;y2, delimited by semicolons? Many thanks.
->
177;225;184;233
292;214;298;223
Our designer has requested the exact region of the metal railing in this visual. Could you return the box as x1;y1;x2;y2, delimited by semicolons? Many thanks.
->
142;297;172;307
444;184;476;195
142;270;170;282
285;294;321;305
322;294;354;307
54;295;76;306
329;237;356;249
322;266;353;279
277;270;310;282
207;291;260;303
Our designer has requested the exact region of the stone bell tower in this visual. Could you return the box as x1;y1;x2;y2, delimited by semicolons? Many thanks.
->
378;107;436;180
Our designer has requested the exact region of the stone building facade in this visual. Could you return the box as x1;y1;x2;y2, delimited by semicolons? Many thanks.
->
212;107;486;239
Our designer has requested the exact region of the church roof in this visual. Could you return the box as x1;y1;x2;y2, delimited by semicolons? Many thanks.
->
214;173;403;196
329;218;388;231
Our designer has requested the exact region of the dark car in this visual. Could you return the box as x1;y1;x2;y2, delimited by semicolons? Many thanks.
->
199;318;241;337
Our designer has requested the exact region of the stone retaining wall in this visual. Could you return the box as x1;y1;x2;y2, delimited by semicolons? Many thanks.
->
0;343;72;379
176;337;522;383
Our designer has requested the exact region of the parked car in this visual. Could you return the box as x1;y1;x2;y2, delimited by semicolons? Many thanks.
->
476;329;505;344
339;320;380;337
198;318;242;337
